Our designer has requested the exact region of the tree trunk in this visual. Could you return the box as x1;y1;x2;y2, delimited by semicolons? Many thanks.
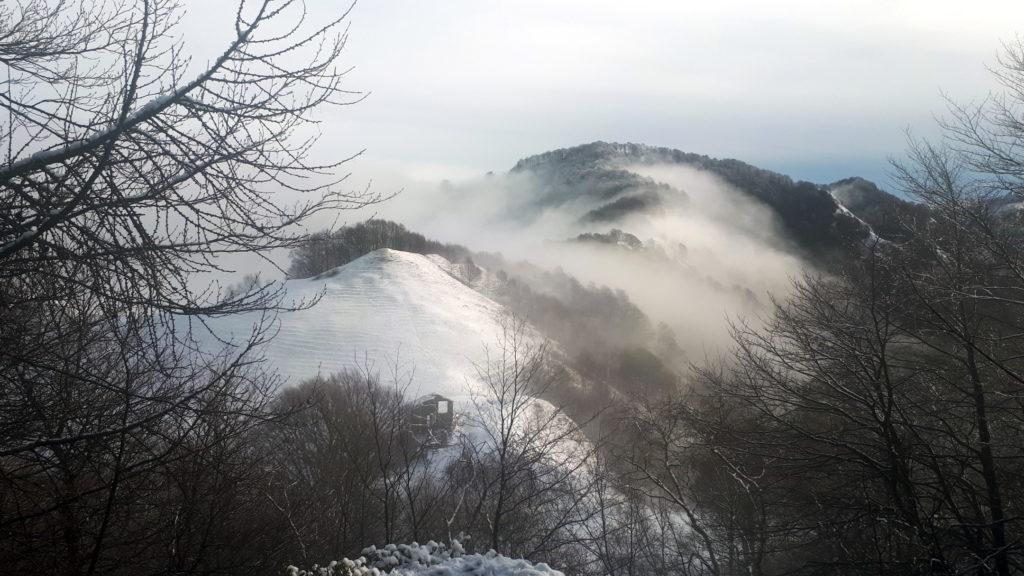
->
965;346;1009;576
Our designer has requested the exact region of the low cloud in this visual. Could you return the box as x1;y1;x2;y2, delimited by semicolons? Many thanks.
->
375;161;807;358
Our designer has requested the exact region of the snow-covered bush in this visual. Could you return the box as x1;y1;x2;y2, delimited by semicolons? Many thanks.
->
360;540;463;570
285;541;564;576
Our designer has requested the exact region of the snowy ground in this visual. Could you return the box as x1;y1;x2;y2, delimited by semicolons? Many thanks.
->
287;541;565;576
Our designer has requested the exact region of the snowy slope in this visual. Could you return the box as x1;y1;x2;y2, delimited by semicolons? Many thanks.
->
206;249;524;404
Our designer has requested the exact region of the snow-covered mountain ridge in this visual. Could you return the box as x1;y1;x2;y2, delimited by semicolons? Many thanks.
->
207;248;539;404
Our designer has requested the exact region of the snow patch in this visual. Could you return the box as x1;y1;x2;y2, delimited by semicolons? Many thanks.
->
829;189;887;246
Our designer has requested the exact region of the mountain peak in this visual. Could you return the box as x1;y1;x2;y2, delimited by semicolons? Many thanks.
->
507;141;906;260
512;141;701;173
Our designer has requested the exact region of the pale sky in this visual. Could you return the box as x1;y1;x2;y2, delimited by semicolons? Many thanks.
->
182;0;1024;193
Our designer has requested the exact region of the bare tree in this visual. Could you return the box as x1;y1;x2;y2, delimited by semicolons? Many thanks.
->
455;314;601;563
1;0;381;313
0;1;380;573
889;141;1024;576
666;232;1024;575
259;371;401;566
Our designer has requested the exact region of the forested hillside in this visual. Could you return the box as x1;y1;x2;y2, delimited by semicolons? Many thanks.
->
511;141;889;261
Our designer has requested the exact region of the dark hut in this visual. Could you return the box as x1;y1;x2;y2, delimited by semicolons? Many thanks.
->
411;393;454;444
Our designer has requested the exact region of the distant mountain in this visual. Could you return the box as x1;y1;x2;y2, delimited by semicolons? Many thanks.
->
511;141;911;261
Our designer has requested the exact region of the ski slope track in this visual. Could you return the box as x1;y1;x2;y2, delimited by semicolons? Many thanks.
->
205;249;531;406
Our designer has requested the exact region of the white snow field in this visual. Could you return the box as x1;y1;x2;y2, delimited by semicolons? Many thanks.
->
204;248;530;406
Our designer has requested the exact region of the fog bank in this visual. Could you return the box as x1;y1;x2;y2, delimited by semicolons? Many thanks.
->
375;162;807;356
